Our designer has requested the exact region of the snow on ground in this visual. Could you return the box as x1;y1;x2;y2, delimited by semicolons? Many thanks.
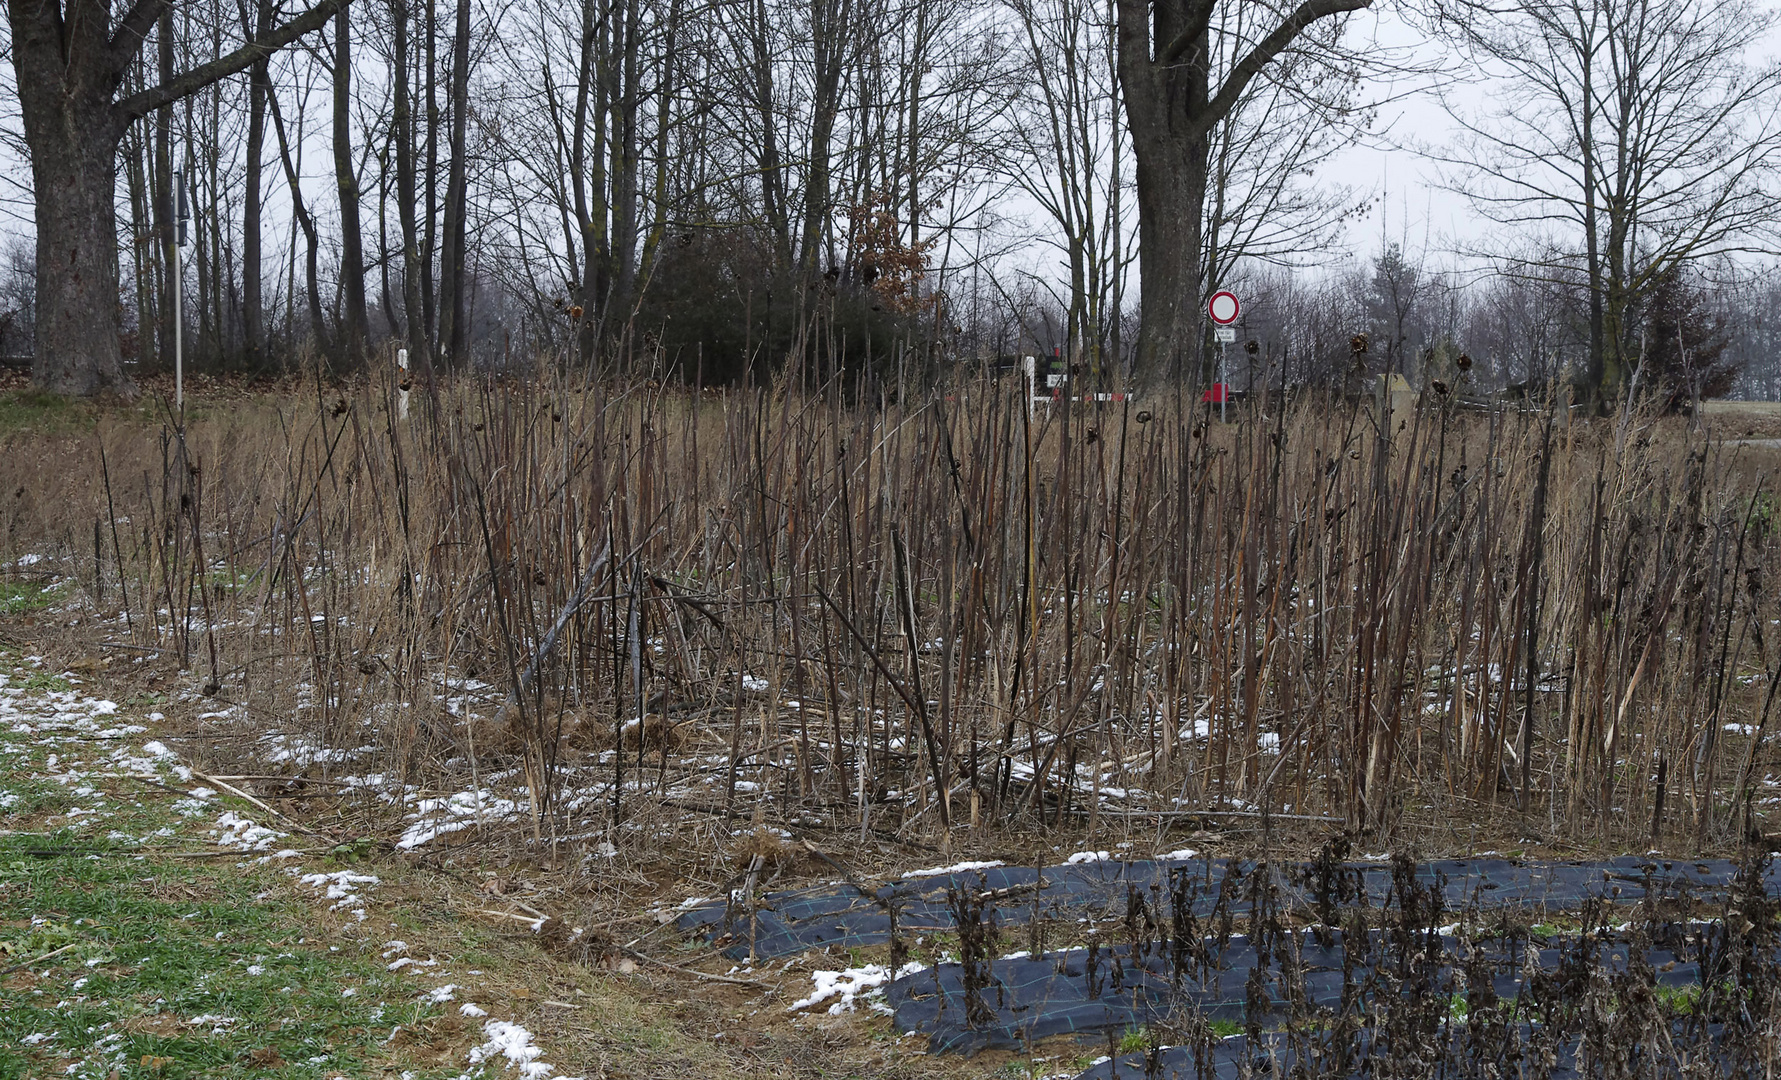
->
899;859;1006;879
0;659;581;1080
397;788;527;850
469;1019;560;1079
787;961;929;1015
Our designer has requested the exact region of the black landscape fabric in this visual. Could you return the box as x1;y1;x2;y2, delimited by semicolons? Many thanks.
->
1069;1022;1741;1080
678;853;1764;960
882;931;1703;1055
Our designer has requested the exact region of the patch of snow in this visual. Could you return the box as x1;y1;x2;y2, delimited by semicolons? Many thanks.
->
787;962;927;1015
899;860;1005;879
212;810;285;851
468;1019;568;1079
298;869;379;919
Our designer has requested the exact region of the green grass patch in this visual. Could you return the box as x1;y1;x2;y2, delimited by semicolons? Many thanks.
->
13;669;72;693
0;830;452;1076
0;705;470;1080
0;828;460;1080
0;389;91;433
1116;1025;1152;1053
0;581;60;618
0;777;78;816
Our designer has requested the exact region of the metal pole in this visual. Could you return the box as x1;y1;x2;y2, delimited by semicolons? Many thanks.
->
1220;341;1227;424
173;168;187;411
173;251;182;411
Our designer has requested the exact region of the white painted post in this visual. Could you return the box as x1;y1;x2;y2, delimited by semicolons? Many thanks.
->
1022;355;1036;419
396;348;411;421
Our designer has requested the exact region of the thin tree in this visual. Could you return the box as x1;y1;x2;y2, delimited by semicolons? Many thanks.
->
240;0;271;370
435;0;471;366
333;2;370;361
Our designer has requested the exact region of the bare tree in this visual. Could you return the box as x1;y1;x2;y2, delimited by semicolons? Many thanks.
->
1004;0;1130;375
334;2;369;359
7;0;349;395
1115;0;1370;382
435;0;471;365
1434;0;1781;405
241;0;272;370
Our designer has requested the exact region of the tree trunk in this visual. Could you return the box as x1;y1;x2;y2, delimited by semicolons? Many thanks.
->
391;0;428;371
155;8;177;373
1115;0;1369;381
584;0;611;334
334;4;369;362
243;29;269;370
30;128;134;395
422;0;439;355
436;0;472;365
612;0;641;314
1130;120;1208;382
567;0;603;364
125;124;156;372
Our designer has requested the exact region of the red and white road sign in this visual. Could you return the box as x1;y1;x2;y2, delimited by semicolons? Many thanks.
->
1208;290;1240;325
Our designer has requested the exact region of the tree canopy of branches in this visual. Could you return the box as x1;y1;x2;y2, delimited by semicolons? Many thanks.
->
1114;0;1371;382
1434;0;1781;407
6;0;349;395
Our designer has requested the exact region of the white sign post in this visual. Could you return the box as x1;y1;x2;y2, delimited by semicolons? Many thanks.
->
1207;291;1240;422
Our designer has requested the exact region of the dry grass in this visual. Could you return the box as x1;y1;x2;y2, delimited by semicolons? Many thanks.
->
4;365;1780;868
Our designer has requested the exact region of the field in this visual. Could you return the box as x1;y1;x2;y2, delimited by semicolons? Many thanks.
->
6;372;1781;1078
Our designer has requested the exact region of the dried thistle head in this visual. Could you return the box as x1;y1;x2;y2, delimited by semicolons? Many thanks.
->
734;825;799;869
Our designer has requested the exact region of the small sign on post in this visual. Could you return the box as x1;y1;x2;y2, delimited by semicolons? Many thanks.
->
1207;290;1240;325
1207;291;1240;422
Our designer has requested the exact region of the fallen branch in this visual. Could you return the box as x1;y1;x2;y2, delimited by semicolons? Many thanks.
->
620;945;769;987
189;768;334;841
492;539;612;728
2;942;78;975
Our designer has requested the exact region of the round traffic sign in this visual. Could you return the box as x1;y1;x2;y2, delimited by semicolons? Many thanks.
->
1208;290;1240;325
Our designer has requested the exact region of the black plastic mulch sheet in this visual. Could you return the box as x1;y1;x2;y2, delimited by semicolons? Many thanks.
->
678;854;1757;960
882;931;1707;1055
1071;1022;1744;1080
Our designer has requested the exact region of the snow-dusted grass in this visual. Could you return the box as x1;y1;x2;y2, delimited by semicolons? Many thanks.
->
0;651;581;1080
